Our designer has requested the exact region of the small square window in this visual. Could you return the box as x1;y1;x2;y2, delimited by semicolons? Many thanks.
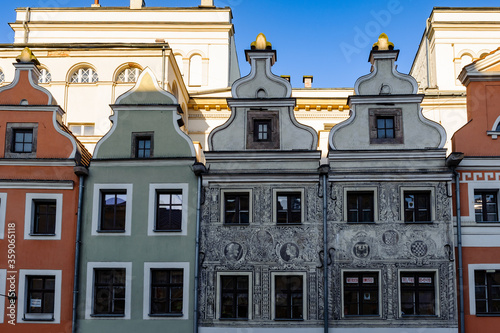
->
404;191;431;223
26;275;55;319
224;193;250;225
5;123;38;158
32;200;57;235
155;191;183;231
343;272;379;316
100;191;127;232
475;190;498;222
69;123;95;136
400;272;436;316
376;116;395;139
276;192;302;224
150;269;184;316
347;192;374;223
13;129;33;153
253;119;272;142
369;109;403;144
246;111;279;149
220;275;249;319
474;269;500;314
93;268;126;316
274;275;304;320
131;132;154;158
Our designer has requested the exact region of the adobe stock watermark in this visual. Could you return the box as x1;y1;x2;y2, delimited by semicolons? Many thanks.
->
6;222;17;325
339;0;404;63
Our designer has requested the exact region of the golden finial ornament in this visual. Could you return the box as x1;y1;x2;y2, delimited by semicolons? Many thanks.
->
16;47;40;65
251;33;272;50
372;33;394;51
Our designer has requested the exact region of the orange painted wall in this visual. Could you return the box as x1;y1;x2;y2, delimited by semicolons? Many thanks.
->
0;70;49;105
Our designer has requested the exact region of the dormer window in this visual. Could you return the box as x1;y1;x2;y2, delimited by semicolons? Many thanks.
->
376;116;395;139
246;111;279;149
254;119;272;142
369;109;403;144
13;129;33;153
5;123;38;158
131;132;154;158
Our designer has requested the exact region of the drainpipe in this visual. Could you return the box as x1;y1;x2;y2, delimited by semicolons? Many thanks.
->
425;18;431;89
192;162;207;333
23;7;30;44
162;46;166;89
318;164;330;333
446;152;464;333
72;167;89;333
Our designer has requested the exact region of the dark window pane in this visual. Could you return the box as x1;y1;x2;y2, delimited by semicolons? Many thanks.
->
224;193;250;225
276;193;302;224
275;276;303;319
100;191;127;231
156;191;183;231
94;269;126;315
220;275;248;319
150;269;183;315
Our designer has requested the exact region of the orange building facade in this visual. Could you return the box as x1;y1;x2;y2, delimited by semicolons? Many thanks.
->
0;49;89;332
453;48;500;332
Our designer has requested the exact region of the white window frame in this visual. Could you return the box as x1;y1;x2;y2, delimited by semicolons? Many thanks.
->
468;264;500;315
216;271;253;320
400;186;436;223
341;269;382;318
147;184;189;236
221;189;253;224
17;269;62;324
143;262;190;320
0;269;5;323
272;188;305;224
85;262;132;320
0;193;6;239
270;271;307;320
24;193;63;240
70;67;98;83
38;68;52;84
397;269;440;318
92;184;133;236
68;123;95;136
116;67;142;83
343;186;379;223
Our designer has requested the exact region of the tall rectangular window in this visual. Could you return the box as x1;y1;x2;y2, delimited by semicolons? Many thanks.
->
13;129;33;153
155;191;183;231
475;191;498;222
475;270;500;314
275;275;303;320
26;276;55;318
136;137;152;158
220;275;249;319
150;269;183;316
343;272;379;316
32;200;57;235
404;192;431;223
224;193;249;225
93;269;126;316
376;116;395;139
400;272;436;316
347;192;374;223
276;193;301;224
100;191;127;232
254;119;272;142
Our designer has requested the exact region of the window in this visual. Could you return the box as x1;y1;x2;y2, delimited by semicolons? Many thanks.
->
347;192;374;223
38;68;52;84
475;190;498;222
0;69;4;83
404;191;431;223
71;67;98;83
254;119;272;142
32;200;56;235
276;192;301;224
224;193;250;225
18;269;62;323
143;262;189;320
13;129;33;153
25;276;55;320
369;109;403;144
220;275;249;320
155;191;182;231
274;275;304;320
149;269;183;316
100;191;127;232
475;270;500;314
189;54;202;86
400;272;436;316
343;272;379;316
69;123;95;136
93;269;126;316
117;67;142;83
5;123;38;158
131;132;154;158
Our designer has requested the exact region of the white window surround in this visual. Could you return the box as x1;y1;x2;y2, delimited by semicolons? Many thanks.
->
0;193;6;239
272;188;305;224
466;183;499;223
0;269;5;323
216;271;253;320
143;262;190;320
340;269;382;318
147;183;189;236
270;271;307;321
397;269;440;318
220;189;253;224
468;263;500;315
85;262;132;320
17;269;62;324
70;67;98;83
343;186;379;222
399;186;436;222
24;193;63;240
487;116;500;139
92;184;133;236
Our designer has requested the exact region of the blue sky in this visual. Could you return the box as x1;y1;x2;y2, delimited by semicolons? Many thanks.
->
0;0;499;87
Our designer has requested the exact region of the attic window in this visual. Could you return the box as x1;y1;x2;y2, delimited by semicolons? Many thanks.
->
131;132;154;158
254;119;272;142
246;111;279;149
369;109;403;144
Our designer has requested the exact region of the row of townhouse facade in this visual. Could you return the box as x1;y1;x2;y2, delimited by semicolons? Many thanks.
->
0;33;499;333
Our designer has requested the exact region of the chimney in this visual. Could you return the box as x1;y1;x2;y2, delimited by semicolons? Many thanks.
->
281;75;291;83
91;0;101;7
130;0;145;9
303;75;313;88
200;0;214;7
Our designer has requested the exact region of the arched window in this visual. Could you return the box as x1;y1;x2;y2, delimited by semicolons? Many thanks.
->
496;122;500;132
189;54;202;86
39;68;52;84
0;69;4;83
70;67;98;83
116;67;142;83
461;54;473;67
175;54;184;75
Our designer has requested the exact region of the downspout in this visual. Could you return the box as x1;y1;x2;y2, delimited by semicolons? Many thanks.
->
192;162;207;333
425;18;431;89
162;46;166;89
319;164;330;333
72;166;89;333
23;7;30;44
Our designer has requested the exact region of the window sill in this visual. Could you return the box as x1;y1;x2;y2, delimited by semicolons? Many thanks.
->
404;221;434;224
476;221;500;224
148;313;183;317
29;233;56;236
401;315;438;318
90;314;125;318
153;229;182;232
23;315;55;321
223;223;250;226
219;318;249;321
96;230;126;233
343;314;380;318
274;318;304;321
476;313;500;317
347;221;376;224
276;222;303;226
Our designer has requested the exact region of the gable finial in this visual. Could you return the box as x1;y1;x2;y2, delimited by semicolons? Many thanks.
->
251;33;272;50
372;33;394;51
16;47;40;66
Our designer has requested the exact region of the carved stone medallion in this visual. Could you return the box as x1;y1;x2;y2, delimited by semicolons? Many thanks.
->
353;242;370;258
383;230;399;245
410;241;428;257
224;242;243;261
280;243;299;261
